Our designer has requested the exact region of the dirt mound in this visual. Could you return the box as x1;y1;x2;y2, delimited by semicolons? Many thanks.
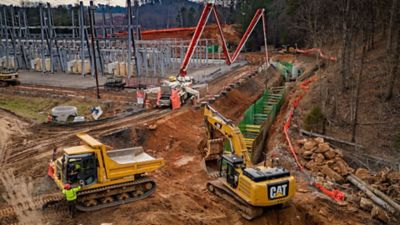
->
0;110;30;164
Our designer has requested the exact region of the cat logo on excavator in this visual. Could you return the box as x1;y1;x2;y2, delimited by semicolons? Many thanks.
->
268;181;289;200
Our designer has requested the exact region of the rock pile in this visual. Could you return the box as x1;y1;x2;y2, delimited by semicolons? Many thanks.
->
297;137;400;223
297;137;354;183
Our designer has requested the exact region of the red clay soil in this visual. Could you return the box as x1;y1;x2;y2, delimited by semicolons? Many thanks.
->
1;58;385;225
72;68;369;225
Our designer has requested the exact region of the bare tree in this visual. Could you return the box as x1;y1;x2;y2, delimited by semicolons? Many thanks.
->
351;6;368;142
385;0;400;101
339;0;353;91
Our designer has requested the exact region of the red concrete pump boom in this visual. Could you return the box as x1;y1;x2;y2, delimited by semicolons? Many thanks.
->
179;3;268;77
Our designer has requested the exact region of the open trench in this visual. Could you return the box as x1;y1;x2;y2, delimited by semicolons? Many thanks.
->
0;64;374;225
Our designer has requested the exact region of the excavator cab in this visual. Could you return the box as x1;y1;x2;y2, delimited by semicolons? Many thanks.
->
60;153;98;186
220;154;243;188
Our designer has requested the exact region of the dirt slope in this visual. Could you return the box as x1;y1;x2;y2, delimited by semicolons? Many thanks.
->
0;110;30;165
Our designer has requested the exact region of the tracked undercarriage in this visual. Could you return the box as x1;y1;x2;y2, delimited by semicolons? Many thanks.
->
76;176;156;211
207;179;263;220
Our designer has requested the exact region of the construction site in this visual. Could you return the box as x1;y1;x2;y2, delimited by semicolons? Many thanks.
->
0;0;399;224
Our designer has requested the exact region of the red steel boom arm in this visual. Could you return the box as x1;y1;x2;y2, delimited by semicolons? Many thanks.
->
179;3;267;77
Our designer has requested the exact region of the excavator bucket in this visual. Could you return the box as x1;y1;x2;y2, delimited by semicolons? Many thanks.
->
201;138;224;176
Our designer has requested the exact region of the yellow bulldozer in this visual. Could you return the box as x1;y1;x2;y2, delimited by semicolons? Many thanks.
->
203;105;296;219
48;133;164;211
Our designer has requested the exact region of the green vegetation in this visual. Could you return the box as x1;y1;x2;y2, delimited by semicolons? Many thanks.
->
303;106;326;133
0;94;102;122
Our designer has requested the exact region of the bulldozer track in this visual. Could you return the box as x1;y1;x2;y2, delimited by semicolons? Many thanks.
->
76;176;156;211
0;193;64;219
5;108;171;165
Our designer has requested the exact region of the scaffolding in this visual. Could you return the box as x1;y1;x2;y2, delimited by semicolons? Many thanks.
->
0;1;226;86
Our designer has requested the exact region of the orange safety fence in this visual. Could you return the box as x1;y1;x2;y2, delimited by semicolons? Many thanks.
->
295;48;337;61
283;76;346;202
313;182;346;202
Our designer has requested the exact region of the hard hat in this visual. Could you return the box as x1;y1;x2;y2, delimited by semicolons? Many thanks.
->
64;183;71;190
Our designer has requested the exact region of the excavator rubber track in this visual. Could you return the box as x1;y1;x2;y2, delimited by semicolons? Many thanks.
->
76;176;156;211
206;179;263;220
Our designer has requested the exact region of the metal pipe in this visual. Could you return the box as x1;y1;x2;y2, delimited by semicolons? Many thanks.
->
127;0;132;79
46;3;54;74
79;1;85;77
39;4;46;73
9;6;18;69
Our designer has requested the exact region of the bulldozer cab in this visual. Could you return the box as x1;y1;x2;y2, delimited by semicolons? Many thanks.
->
61;153;98;186
220;154;243;188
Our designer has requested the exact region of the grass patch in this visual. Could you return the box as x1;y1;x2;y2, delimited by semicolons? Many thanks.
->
0;94;103;122
303;106;326;133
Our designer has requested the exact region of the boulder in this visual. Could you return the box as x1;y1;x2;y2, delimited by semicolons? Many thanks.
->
355;168;371;181
334;148;344;157
314;153;325;164
325;159;336;167
321;165;344;183
359;197;373;211
296;139;307;145
334;159;351;176
323;150;336;160
387;171;400;183
297;146;306;154
371;206;389;224
305;160;318;172
315;143;330;153
304;140;317;150
314;137;325;144
148;124;158;130
302;150;313;159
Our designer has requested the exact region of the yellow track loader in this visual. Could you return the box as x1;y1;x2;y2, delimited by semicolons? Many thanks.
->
0;68;19;87
48;133;164;211
203;105;296;220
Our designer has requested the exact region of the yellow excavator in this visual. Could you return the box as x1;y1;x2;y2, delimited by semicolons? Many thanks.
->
48;133;164;211
203;105;296;219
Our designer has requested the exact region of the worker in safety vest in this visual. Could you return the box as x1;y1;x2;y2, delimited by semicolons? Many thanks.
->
62;183;81;217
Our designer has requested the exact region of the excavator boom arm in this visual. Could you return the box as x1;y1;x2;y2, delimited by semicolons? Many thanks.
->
204;105;252;166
